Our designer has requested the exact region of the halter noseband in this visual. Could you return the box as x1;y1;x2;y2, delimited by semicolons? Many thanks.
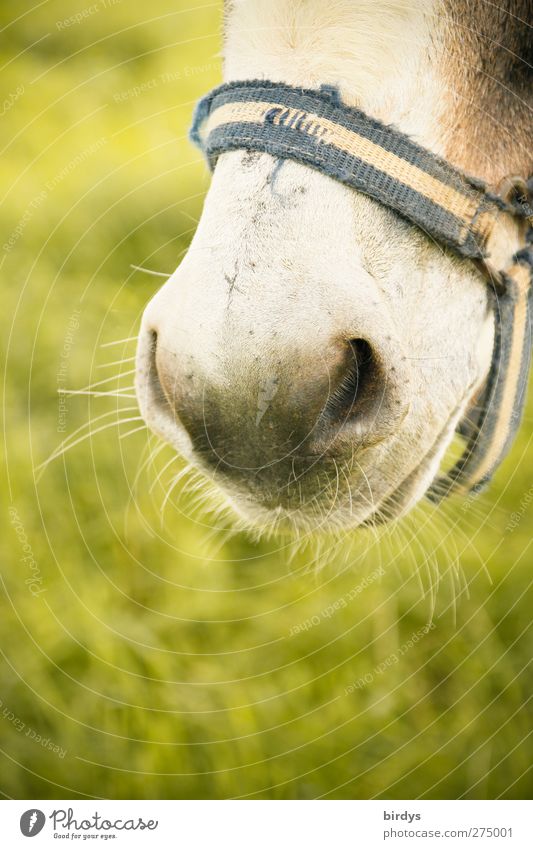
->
190;80;532;501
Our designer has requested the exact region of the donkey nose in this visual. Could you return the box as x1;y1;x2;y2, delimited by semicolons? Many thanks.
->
314;337;396;447
138;322;409;474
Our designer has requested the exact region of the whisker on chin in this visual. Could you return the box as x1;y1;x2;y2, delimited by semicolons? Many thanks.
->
123;438;168;541
132;440;167;493
138;409;483;612
160;465;198;519
149;453;180;493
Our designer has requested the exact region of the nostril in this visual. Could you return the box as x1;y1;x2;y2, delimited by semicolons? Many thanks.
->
148;329;161;391
143;329;175;417
137;326;199;455
148;330;176;412
325;338;377;425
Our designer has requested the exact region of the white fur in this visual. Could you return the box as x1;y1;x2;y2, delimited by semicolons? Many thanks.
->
136;0;495;530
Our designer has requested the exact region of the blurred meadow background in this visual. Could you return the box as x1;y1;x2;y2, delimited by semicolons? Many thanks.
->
1;0;532;800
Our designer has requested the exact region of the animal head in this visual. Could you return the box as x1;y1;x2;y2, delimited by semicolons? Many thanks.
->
136;0;531;532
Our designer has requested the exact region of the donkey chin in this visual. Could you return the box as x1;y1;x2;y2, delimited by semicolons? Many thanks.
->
135;309;477;533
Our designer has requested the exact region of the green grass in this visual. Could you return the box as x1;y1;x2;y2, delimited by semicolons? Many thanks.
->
1;0;532;800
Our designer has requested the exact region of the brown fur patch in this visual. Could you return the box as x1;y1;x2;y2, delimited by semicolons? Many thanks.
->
441;0;532;184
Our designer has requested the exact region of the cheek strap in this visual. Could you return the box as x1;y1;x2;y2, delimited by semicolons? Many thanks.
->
190;80;533;499
428;248;533;500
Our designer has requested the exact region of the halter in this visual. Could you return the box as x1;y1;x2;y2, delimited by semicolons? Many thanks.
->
190;80;533;500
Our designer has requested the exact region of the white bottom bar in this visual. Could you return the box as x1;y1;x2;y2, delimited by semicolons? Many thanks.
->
1;799;530;848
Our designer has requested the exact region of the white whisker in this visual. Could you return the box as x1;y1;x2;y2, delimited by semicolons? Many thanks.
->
70;369;136;391
130;264;172;278
133;441;167;492
123;439;167;540
149;454;179;493
160;467;193;519
60;390;137;398
36;410;141;479
119;424;147;439
100;336;137;348
42;407;138;454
